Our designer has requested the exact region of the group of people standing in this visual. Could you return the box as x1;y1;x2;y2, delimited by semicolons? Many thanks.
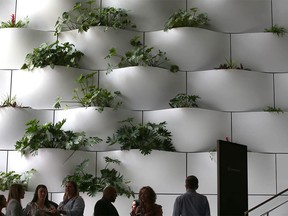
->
0;175;210;216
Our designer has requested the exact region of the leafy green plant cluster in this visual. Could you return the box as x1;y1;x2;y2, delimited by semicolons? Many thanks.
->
15;119;102;155
0;169;36;191
164;8;209;31
63;157;134;198
106;36;179;73
55;0;136;34
0;95;28;108
265;24;287;37
21;41;84;71
169;93;201;108
54;72;122;112
263;106;284;114
215;59;250;70
0;14;29;28
107;118;176;155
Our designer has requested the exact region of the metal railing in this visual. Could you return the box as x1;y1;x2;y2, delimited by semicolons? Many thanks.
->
244;188;288;216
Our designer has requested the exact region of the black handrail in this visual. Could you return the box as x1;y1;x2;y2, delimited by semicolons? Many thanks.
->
244;187;288;215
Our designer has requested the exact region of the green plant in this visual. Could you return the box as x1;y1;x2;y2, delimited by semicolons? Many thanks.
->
164;8;209;31
63;157;134;198
0;169;36;191
0;95;29;108
105;36;179;73
264;106;284;114
21;41;84;71
15;119;102;156
169;93;201;108
55;0;136;34
0;14;29;28
107;118;176;155
265;24;287;37
215;59;250;70
54;72;122;112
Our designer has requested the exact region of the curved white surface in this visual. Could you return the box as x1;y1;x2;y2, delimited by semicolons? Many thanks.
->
188;69;273;111
102;0;186;32
145;28;230;71
273;0;288;31
274;73;288;110
0;108;53;150
12;66;93;109
0;29;55;69
16;0;99;31
0;70;11;97
58;27;141;70
188;0;271;33
232;112;288;152
276;154;288;192
7;149;96;192
54;107;142;151
0;0;16;22
0;151;7;171
100;66;186;110
143;108;231;152
231;33;288;72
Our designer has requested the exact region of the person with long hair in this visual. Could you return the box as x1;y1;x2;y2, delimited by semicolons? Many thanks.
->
0;194;7;216
133;186;163;216
23;184;58;216
56;181;85;216
6;184;25;216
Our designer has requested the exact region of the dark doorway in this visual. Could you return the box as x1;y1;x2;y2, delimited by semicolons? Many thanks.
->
217;140;248;216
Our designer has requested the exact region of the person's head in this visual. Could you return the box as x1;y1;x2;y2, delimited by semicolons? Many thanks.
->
138;186;156;205
103;186;117;203
0;194;7;209
8;184;25;202
131;199;139;212
31;184;49;205
185;175;199;190
64;181;79;198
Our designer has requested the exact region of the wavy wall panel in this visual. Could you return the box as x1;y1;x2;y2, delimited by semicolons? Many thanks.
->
102;0;186;32
274;73;288;110
100;67;186;110
12;66;93;109
273;0;288;30
188;0;271;33
0;29;55;69
232;112;288;152
16;0;98;31
54;107;142;151
7;149;96;192
188;69;273;111
0;108;53;150
276;154;288;192
0;70;11;97
143;108;231;152
58;27;141;70
231;33;288;72
146;28;230;71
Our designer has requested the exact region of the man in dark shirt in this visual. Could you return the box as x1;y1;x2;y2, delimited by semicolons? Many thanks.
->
172;175;210;216
94;185;119;216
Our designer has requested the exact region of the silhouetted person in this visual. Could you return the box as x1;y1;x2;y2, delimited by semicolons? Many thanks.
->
94;186;119;216
172;175;210;216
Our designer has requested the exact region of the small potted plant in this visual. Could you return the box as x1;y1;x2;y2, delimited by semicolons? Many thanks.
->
0;95;29;108
106;117;176;155
54;0;136;34
63;157;134;198
105;36;179;73
0;14;29;28
215;59;250;70
263;106;284;114
169;93;201;108
265;24;287;37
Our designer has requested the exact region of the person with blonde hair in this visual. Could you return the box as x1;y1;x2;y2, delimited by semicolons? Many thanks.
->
6;184;25;216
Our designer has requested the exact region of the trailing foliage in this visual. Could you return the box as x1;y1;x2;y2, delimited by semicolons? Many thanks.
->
215;59;250;70
0;14;29;28
0;169;36;191
55;0;136;34
107;118;176;155
105;36;179;73
63;157;134;198
169;93;201;108
164;8;209;31
21;41;84;71
265;24;287;37
263;106;284;114
15;119;102;155
54;72;122;112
